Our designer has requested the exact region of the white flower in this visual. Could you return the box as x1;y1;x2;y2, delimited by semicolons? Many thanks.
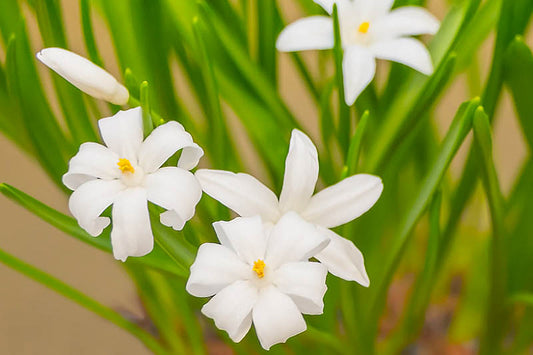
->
196;130;383;286
63;107;204;261
186;213;329;350
36;47;129;105
276;0;440;105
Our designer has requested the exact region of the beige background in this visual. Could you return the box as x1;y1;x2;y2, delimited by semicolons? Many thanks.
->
0;1;530;354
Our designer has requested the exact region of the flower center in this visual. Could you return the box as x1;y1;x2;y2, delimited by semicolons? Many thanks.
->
252;259;266;279
117;158;135;174
358;21;370;34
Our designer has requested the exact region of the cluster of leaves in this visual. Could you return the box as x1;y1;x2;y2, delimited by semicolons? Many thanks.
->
0;0;532;354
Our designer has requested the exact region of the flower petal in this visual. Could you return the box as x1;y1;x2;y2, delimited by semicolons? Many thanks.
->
365;0;394;18
201;280;257;343
370;38;434;75
265;212;329;270
314;0;352;14
68;179;125;236
145;167;202;231
276;16;334;52
302;174;383;228
62;142;120;190
213;216;267;265
273;262;328;315
111;187;153;261
98;107;144;161
373;7;440;40
187;244;250;298
314;227;369;286
195;169;280;223
253;286;306;350
138;121;203;173
343;45;376;106
279;130;319;214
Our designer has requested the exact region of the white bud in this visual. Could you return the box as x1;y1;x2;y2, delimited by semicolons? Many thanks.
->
36;47;129;105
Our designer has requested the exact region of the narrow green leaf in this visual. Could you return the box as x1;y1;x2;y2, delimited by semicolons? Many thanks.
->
140;81;154;135
504;36;533;150
256;0;280;84
192;17;228;168
0;183;187;278
0;0;21;45
473;107;508;354
6;28;71;185
344;111;370;177
384;191;443;354
332;4;351;153
0;248;169;355
80;0;104;67
367;98;479;339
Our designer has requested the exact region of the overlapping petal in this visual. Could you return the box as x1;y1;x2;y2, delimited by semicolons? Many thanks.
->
276;16;334;52
302;174;383;228
62;142;120;190
373;7;440;39
138;121;203;173
202;280;258;343
279;130;319;213
253;286;307;350
370;38;434;75
343;45;376;105
187;244;250;298
195;169;280;223
68;179;124;236
273;262;328;315
265;212;329;269
98;107;144;161
145;167;202;231
314;227;369;286
212;216;266;265
110;187;153;261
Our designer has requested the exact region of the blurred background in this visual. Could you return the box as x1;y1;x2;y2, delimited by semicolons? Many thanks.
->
0;0;531;354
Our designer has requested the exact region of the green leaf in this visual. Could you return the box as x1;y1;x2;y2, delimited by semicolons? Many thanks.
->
332;4;351;153
0;183;187;278
504;36;533;150
6;28;71;185
367;98;480;340
80;0;104;67
0;247;169;355
344;110;370;177
140;81;154;135
473;107;508;354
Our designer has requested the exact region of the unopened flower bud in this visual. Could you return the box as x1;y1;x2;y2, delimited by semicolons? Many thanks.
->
36;47;129;105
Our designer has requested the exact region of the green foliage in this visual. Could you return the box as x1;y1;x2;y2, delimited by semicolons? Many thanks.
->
0;0;531;353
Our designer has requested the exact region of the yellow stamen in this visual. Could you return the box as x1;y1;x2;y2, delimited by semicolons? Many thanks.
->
117;158;135;174
253;259;266;279
358;21;370;34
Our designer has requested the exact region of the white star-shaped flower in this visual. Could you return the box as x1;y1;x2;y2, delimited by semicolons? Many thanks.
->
196;130;383;286
276;0;440;105
63;107;204;261
186;213;329;350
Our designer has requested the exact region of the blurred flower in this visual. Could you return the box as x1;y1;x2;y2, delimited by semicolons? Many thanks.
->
63;107;203;261
186;213;329;350
276;0;439;105
196;130;383;286
36;47;129;105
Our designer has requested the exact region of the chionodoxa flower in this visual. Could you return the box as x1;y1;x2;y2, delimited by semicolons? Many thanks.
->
63;107;203;261
37;47;129;105
196;130;383;286
276;0;440;105
187;213;329;350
